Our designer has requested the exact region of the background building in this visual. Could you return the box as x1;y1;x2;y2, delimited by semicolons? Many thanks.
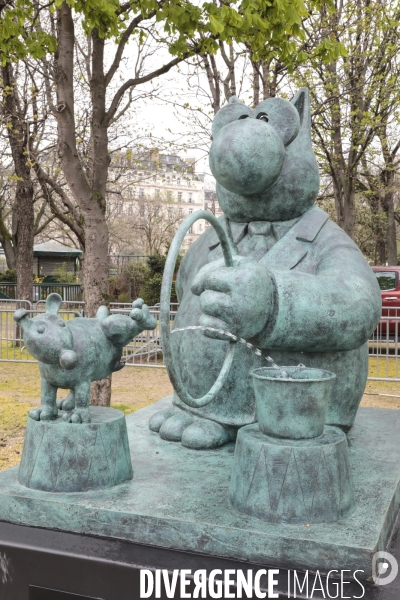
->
108;150;206;253
33;242;82;278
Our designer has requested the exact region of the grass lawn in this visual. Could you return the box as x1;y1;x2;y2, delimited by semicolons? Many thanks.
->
365;355;400;408
0;358;399;471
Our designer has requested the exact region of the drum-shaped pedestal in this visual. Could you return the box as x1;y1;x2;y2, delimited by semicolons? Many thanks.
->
229;424;355;524
18;407;133;493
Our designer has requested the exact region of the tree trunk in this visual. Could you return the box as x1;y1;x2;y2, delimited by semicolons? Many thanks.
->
368;194;387;265
331;176;356;239
376;234;386;265
0;210;16;270
83;213;109;313
15;182;34;300
325;59;357;240
87;31;112;406
56;3;111;405
252;60;260;106
380;135;398;265
386;200;397;266
1;62;34;301
2;239;16;270
202;54;220;114
90;375;112;407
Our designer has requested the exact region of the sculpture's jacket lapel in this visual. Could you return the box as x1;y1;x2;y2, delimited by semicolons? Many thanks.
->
260;206;329;270
207;207;329;269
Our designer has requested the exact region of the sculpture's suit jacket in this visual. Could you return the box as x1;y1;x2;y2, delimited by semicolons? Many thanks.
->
174;206;382;430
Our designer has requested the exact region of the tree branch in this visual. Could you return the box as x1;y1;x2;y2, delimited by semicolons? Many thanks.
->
105;9;157;87
105;55;185;125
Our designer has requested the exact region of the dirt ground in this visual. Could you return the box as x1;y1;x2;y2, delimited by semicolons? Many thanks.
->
0;361;398;471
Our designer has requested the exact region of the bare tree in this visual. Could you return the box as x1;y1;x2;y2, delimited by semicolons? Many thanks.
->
0;61;35;300
109;193;184;255
294;0;400;244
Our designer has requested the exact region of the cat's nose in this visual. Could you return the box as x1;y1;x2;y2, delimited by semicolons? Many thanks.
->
209;118;285;196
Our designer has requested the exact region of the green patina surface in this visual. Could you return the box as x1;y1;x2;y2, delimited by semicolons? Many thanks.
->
230;424;355;524
0;397;398;581
150;88;382;450
13;294;156;425
251;366;336;439
18;407;133;493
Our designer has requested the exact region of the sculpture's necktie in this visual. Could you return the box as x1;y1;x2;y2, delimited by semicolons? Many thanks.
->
238;221;277;260
209;218;298;262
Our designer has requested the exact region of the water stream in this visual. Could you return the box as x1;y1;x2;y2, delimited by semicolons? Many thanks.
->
170;325;302;378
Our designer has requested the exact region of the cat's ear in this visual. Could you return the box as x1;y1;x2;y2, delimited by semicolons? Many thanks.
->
228;95;241;104
46;293;62;315
290;88;311;135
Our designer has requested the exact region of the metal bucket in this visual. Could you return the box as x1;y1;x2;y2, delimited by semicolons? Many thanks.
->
251;366;336;439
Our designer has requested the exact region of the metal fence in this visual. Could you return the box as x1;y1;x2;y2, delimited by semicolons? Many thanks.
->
108;254;149;274
109;303;177;368
0;301;176;368
0;306;80;362
368;306;400;382
0;283;82;302
0;301;399;380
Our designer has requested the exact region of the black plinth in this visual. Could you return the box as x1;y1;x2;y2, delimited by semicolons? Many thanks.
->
0;514;399;600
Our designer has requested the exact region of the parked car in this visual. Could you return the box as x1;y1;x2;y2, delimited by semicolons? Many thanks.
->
372;266;400;339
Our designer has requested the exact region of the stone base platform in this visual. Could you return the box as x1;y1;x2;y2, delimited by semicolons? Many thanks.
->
0;397;399;582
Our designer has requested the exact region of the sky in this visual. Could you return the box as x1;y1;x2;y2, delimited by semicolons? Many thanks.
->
105;36;217;176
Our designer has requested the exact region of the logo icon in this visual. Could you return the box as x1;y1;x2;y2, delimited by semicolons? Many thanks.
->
372;551;398;586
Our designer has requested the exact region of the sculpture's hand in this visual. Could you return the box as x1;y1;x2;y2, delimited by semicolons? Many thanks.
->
130;298;157;331
191;256;274;341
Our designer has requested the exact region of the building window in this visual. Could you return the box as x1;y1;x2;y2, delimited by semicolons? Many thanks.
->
188;226;193;234
177;179;181;185
167;191;173;201
178;192;182;201
139;206;145;217
188;193;193;203
188;179;191;186
189;208;193;215
178;208;183;218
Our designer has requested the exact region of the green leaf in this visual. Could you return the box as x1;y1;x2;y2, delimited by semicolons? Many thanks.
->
209;15;225;35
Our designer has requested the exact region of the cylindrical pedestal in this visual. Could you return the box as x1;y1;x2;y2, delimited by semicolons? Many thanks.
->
18;407;133;493
229;424;355;524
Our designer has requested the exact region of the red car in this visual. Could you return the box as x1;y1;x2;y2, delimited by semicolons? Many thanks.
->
372;266;400;339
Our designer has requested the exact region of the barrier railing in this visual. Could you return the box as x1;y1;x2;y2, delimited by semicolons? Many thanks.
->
0;304;175;368
369;307;400;382
0;308;80;362
0;283;82;302
0;302;399;379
